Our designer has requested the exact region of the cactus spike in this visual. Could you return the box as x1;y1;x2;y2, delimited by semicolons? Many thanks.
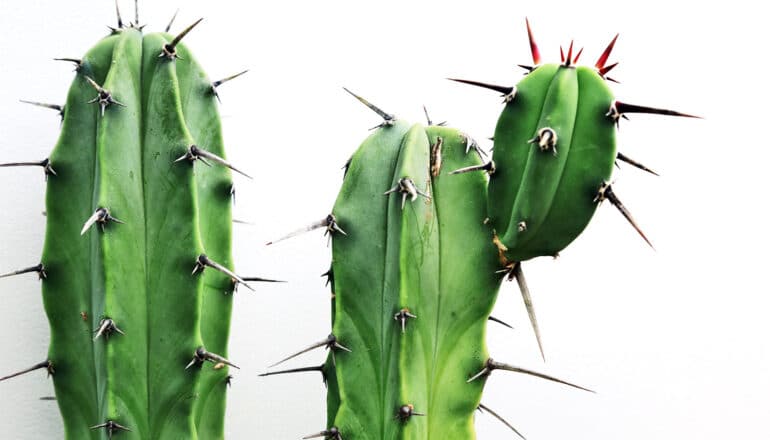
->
165;9;180;32
175;144;252;178
384;177;431;210
598;61;619;79
609;101;701;123
559;46;565;63
80;207;123;235
528;127;558;155
185;346;239;370
448;78;516;103
268;334;350;368
133;0;139;27
161;18;204;59
594;182;654;249
266;214;346;246
90;420;131;439
0;158;57;178
113;0;123;29
396;404;425;421
0;263;47;280
342;87;395;128
422;105;447;127
563;40;575;67
394;308;417;334
478;403;526;440
488;315;513;329
20;100;64;119
461;133;486;158
303;426;342;440
450;160;495;175
53;57;82;71
0;360;53;382
595;34;620;71
525;18;541;65
616;152;659;176
93;318;125;341
192;254;254;291
468;358;594;392
85;76;125;116
240;276;285;283
211;69;249;102
508;263;546;361
574;47;584;63
259;364;325;378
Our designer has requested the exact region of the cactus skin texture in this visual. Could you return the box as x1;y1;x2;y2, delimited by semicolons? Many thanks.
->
1;12;248;439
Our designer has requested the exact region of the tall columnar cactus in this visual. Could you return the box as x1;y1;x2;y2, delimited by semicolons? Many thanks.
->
0;5;257;439
263;92;590;440
264;20;696;440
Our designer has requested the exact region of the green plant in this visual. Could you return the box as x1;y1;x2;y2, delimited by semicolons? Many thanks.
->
264;20;695;440
0;4;258;439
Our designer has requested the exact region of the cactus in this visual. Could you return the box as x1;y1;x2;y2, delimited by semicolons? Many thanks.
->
264;91;591;439
0;4;258;438
451;19;698;358
265;20;696;440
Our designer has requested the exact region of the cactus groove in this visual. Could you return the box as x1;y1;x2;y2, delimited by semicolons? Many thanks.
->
1;8;251;439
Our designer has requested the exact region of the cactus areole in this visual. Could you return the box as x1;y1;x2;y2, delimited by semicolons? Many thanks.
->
0;7;255;439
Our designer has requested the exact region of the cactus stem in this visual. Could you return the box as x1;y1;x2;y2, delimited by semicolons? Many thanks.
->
448;79;516;103
174;144;252;178
185;346;239;370
449;160;496;176
594;182;654;249
90;420;131;438
161;18;204;60
430;136;443;177
477;403;526;440
342;87;395;128
266;214;346;246
268;334;350;368
165;9;180;33
192;254;254;291
488;315;513;329
616;152;659;176
211;70;249;102
525;18;541;65
303;426;342;440
609;101;700;125
528;127;557;155
396;404;425;421
20;100;65;120
394;308;417;334
0;263;47;280
468;358;593;391
384;177;431;210
0;360;53;382
0;158;57;179
85;76;125;117
595;34;620;72
80;207;123;235
93;318;125;341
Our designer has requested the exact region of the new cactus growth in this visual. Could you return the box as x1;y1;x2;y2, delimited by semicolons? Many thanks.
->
265;90;590;439
1;4;258;438
452;19;697;358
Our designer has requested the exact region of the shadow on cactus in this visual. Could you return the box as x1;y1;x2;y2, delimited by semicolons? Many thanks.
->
0;2;272;439
264;19;697;440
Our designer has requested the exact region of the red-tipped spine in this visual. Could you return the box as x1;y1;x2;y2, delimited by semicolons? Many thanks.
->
525;18;541;65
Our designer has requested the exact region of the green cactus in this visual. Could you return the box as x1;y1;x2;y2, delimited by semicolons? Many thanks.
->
0;5;257;439
452;19;697;358
264;91;590;440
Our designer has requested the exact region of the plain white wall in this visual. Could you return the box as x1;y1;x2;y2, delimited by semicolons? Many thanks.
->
1;0;768;439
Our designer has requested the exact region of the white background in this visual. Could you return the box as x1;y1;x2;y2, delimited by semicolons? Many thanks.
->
1;0;768;439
